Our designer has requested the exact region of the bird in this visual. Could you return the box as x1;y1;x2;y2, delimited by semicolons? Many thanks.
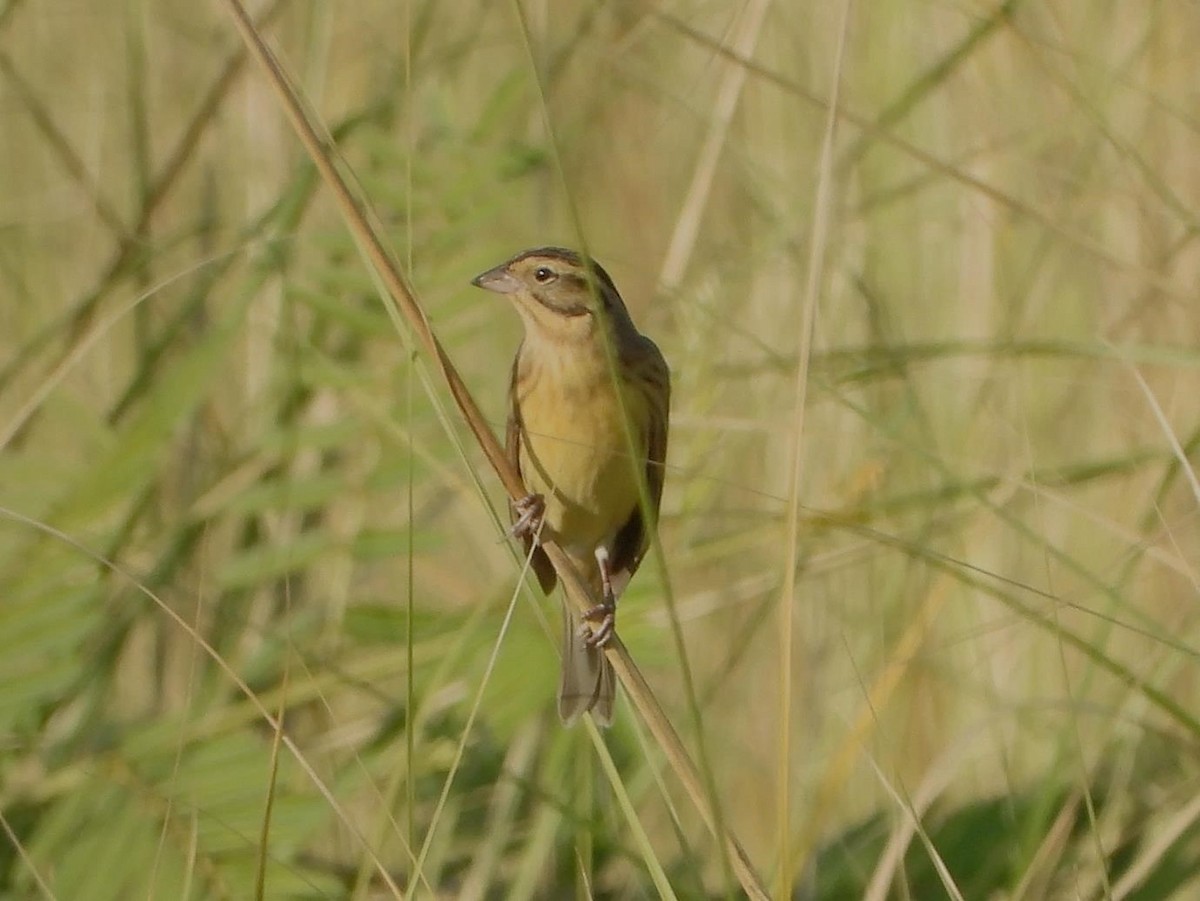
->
471;247;670;725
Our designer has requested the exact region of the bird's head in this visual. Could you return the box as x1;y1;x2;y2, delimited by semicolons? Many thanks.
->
471;247;635;345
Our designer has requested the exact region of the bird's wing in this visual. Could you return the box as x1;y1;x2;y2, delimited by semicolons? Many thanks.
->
507;350;558;594
609;339;670;595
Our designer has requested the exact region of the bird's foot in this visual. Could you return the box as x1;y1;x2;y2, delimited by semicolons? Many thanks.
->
580;601;616;648
582;545;617;647
508;493;545;541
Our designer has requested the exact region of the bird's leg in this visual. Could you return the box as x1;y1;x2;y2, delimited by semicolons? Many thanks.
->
509;493;546;541
581;546;617;648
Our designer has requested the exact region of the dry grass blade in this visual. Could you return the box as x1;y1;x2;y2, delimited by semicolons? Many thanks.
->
657;0;770;294
255;675;289;901
0;809;56;900
1110;792;1200;900
218;0;767;896
0;0;289;448
777;2;852;895
650;9;1192;302
1120;356;1200;509
0;51;130;238
839;0;1026;167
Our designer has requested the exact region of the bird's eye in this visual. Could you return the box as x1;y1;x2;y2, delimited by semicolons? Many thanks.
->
533;266;555;283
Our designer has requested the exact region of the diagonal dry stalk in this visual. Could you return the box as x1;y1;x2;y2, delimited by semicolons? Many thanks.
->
219;1;767;897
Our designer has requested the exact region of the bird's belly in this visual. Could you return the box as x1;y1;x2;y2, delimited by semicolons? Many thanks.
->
519;380;646;553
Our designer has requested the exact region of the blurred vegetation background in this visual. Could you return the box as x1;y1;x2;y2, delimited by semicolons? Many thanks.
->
2;1;1199;898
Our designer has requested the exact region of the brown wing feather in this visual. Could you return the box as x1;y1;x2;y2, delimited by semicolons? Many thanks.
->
506;351;558;594
608;337;671;596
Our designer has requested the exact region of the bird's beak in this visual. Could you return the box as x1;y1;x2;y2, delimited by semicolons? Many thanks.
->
471;265;522;295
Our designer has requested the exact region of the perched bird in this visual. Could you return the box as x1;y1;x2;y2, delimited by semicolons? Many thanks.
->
472;247;670;725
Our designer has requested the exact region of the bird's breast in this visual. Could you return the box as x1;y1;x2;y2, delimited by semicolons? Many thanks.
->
515;357;648;553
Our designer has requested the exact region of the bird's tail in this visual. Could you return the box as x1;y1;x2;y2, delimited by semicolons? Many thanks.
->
557;597;615;727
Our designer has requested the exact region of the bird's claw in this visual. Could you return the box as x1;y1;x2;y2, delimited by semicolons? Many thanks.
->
580;602;616;648
508;493;545;540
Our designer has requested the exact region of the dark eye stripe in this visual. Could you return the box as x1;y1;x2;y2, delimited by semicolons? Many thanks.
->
564;273;614;304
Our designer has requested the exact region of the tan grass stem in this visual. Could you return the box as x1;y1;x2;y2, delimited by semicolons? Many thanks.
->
776;3;852;895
